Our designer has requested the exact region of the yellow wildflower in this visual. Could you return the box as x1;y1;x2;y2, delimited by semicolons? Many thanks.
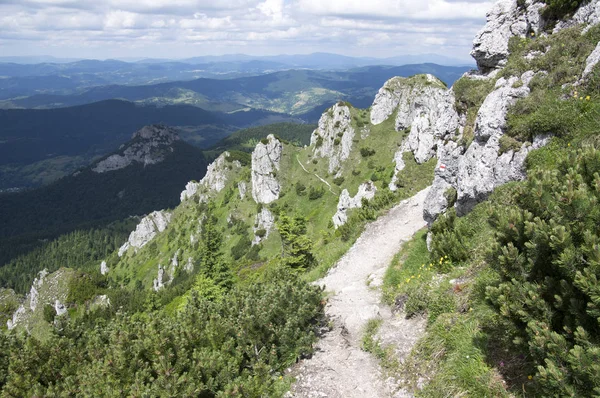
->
586;95;591;100
528;375;533;380
580;96;584;100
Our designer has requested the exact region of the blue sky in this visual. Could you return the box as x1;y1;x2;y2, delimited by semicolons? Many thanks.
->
0;0;494;61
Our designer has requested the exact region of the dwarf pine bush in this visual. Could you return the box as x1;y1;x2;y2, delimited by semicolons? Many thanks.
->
486;148;600;396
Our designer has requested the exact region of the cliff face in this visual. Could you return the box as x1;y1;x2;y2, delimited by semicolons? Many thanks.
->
421;0;600;224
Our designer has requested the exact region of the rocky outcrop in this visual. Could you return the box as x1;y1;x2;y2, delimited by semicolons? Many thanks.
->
100;261;109;275
238;181;247;199
554;0;600;33
251;135;283;204
311;103;356;174
583;42;600;80
180;152;241;202
153;265;166;292
118;210;172;257
424;71;551;222
8;268;72;331
54;300;67;316
93;125;180;173
332;181;377;228
471;0;545;72
253;207;275;245
370;75;460;190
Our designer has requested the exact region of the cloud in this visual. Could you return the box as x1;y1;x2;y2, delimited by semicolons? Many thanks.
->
0;0;492;60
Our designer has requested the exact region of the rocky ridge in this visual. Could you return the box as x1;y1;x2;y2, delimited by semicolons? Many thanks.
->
180;151;241;202
118;210;172;257
93;125;180;173
370;74;460;191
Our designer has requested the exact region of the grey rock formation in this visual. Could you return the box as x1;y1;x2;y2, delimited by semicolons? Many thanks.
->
100;261;109;275
424;71;551;223
118;210;172;257
180;152;240;202
251;135;283;204
389;151;406;191
332;181;377;228
311;103;356;174
253;207;275;245
471;0;545;72
93;125;180;173
54;300;67;316
238;181;247;199
583;42;600;80
370;75;459;189
91;295;111;308
153;265;166;292
554;0;600;33
185;257;194;273
8;269;70;330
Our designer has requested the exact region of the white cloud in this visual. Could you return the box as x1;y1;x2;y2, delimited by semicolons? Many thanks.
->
0;0;491;61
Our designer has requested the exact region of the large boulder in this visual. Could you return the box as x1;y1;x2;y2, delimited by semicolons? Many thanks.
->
251;135;283;204
310;103;355;175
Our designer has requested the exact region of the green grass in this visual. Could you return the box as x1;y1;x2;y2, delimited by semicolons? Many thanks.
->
362;318;401;373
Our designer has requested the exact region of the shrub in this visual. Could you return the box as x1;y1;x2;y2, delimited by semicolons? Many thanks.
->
295;182;307;196
231;235;252;260
43;304;56;323
486;148;600;397
308;186;325;201
254;229;267;238
360;147;376;157
333;177;345;186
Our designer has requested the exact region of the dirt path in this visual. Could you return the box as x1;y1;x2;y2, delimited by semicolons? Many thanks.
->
288;188;430;398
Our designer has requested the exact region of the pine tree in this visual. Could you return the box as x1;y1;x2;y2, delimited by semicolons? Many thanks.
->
278;215;316;269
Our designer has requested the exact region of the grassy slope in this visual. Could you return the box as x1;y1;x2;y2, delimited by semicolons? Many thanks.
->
113;99;436;291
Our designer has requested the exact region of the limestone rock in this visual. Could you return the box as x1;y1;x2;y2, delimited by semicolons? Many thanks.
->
253;207;275;245
310;103;355;174
153;265;166;292
455;72;535;213
118;210;172;257
424;72;551;223
238;181;247;199
371;75;459;188
554;0;600;33
332;181;377;228
54;300;67;316
180;152;240;202
389;151;407;191
91;295;111;308
100;261;109;275
8;268;72;331
185;257;194;273
93;125;180;173
471;0;545;72
583;42;600;80
251;135;283;204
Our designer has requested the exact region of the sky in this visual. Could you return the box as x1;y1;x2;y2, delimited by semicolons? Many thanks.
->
0;0;494;61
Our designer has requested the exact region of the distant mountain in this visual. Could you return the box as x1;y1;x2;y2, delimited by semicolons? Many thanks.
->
6;64;471;118
0;125;208;265
0;99;299;190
